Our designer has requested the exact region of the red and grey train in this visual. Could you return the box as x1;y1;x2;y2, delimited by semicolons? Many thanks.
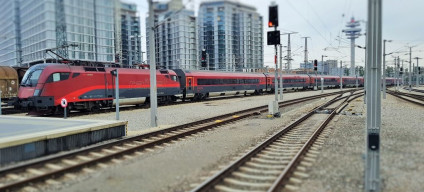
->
16;63;397;113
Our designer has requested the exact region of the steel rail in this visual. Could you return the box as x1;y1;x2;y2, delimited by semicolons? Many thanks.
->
268;93;355;192
387;90;424;107
0;90;356;191
191;92;359;192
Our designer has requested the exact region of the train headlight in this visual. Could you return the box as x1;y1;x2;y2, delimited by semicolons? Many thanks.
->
33;89;40;96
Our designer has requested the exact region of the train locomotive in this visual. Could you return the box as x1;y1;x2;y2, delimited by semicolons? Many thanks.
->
15;63;398;113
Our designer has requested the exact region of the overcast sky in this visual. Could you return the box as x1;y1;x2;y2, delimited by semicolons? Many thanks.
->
128;0;424;69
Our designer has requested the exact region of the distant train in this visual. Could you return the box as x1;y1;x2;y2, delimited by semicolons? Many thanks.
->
15;63;397;113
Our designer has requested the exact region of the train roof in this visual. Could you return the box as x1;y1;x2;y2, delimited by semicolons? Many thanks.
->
181;70;266;77
33;63;177;75
0;66;18;80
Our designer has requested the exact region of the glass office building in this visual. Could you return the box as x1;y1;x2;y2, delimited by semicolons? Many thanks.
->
198;1;263;72
121;2;142;67
0;0;22;67
146;0;197;70
0;0;118;66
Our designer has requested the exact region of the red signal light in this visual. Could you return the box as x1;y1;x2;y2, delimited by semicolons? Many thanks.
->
268;21;273;27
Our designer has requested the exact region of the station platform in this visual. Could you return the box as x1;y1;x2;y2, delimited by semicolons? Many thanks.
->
0;116;127;166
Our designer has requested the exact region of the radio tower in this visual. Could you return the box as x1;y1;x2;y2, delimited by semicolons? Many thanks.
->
343;17;361;77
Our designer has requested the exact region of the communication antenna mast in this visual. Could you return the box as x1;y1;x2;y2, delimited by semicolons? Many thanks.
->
343;17;361;76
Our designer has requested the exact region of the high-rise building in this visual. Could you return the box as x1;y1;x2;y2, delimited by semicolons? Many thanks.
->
146;0;197;70
121;2;142;67
0;0;22;67
21;0;115;65
326;60;340;76
198;0;263;72
0;0;140;67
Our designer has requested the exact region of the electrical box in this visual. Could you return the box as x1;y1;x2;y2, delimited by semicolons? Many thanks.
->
268;101;279;116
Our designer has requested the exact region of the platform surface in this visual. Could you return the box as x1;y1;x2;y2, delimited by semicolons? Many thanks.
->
0;116;127;148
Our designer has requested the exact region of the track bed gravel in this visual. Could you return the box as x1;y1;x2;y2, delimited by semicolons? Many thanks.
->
298;94;424;192
71;89;349;133
43;95;335;192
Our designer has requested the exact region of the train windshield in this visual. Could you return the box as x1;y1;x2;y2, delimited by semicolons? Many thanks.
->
21;65;46;87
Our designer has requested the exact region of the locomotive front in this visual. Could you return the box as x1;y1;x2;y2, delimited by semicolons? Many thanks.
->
17;64;67;111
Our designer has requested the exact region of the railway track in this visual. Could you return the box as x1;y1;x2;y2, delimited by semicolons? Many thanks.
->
0;89;359;191
191;92;362;192
410;88;424;94
1;88;343;117
387;90;424;106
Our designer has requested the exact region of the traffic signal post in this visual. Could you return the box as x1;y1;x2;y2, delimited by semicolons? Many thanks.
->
267;2;280;117
314;59;318;90
201;49;207;70
111;69;120;120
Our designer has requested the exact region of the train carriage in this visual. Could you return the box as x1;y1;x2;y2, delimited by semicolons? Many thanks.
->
17;64;180;112
308;75;340;89
174;69;267;100
0;66;19;101
268;74;310;91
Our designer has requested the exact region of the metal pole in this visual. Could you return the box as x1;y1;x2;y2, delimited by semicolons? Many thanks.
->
356;72;358;89
395;57;399;90
274;45;278;102
303;37;310;74
287;34;291;73
279;45;283;100
115;69;120;120
401;59;404;86
129;37;133;66
340;61;343;90
281;32;297;73
351;38;355;76
315;71;318;90
409;47;412;92
0;90;2;115
148;0;158;127
321;77;324;93
365;0;382;191
383;40;386;99
207;53;209;71
321;55;325;75
64;106;67;119
415;57;421;87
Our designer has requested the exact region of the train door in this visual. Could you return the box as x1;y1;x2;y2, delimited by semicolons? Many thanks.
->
106;71;113;100
267;77;271;91
186;77;193;92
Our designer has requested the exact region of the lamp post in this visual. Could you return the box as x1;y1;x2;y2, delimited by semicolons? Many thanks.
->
383;39;392;99
414;57;422;87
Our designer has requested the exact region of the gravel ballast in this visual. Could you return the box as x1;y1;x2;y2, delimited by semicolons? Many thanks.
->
45;92;337;192
73;89;349;133
298;94;424;192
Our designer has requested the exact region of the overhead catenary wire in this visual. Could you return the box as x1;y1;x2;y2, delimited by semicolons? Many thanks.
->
285;0;332;46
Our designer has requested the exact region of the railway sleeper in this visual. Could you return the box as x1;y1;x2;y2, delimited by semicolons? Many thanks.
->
223;177;273;189
256;153;293;161
232;171;277;182
250;157;290;165
238;166;282;175
245;162;286;170
214;184;262;192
